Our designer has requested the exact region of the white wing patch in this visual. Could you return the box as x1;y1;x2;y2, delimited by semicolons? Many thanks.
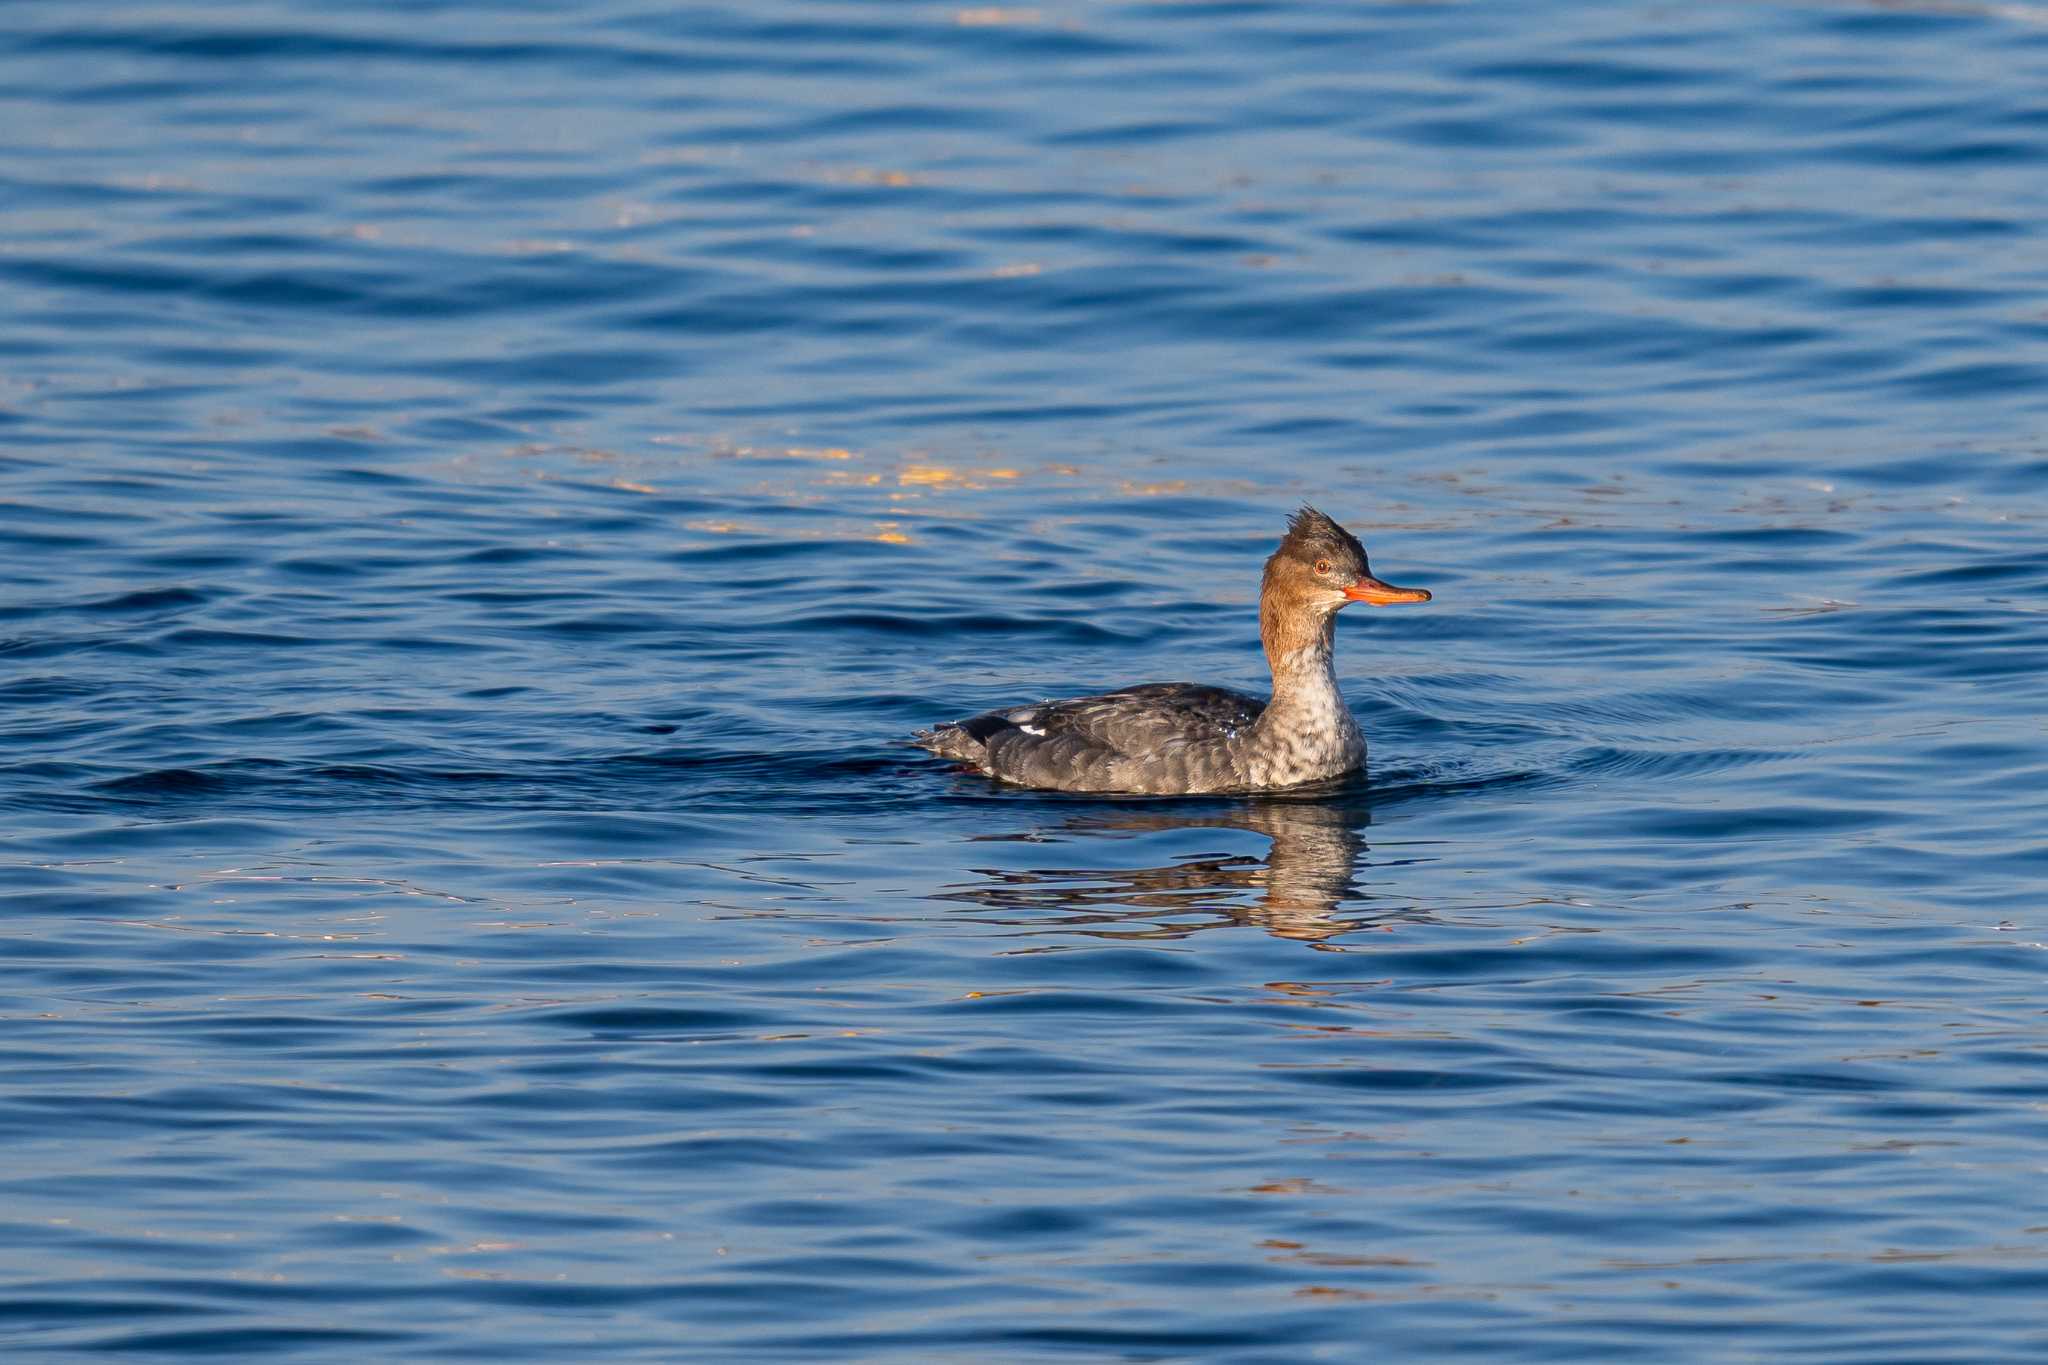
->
1019;724;1045;736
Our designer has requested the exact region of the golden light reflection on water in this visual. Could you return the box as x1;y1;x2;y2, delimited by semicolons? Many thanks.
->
644;439;1044;542
481;431;1314;552
899;463;1022;489
953;7;1047;25
683;516;915;546
1245;1177;1351;1196
1290;1285;1504;1304
664;441;858;462
1261;1241;1433;1269
812;166;923;188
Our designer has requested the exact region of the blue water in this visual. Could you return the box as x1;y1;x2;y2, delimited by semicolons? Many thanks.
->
6;0;2048;1357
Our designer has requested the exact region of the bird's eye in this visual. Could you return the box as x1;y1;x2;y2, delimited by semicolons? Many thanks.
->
1314;559;1331;575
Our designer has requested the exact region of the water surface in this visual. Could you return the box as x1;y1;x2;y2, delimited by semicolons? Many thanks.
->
5;0;2048;1358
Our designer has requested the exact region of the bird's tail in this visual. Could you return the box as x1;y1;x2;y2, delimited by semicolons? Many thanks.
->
912;724;986;765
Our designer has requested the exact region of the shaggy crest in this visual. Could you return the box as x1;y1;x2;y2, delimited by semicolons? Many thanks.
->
1279;505;1369;571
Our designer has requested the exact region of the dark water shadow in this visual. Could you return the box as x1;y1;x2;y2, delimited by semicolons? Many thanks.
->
930;786;1444;947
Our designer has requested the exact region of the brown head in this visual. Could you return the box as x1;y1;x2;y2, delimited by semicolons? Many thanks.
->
1259;506;1430;663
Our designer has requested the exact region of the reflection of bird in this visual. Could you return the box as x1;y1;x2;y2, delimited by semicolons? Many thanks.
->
940;796;1430;944
914;508;1429;794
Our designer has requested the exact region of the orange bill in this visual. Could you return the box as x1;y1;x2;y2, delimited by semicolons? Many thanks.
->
1342;574;1432;605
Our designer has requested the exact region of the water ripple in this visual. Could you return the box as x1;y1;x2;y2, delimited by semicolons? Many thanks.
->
4;0;2048;1357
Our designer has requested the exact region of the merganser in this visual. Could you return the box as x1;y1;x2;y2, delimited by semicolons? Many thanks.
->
914;507;1431;794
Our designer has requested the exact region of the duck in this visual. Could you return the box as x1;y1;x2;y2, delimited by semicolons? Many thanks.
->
913;506;1430;794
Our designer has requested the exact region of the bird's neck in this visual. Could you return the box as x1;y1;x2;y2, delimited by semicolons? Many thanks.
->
1259;602;1346;724
1246;594;1365;783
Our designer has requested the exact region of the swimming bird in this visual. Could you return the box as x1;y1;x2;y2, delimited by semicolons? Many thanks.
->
913;507;1431;794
